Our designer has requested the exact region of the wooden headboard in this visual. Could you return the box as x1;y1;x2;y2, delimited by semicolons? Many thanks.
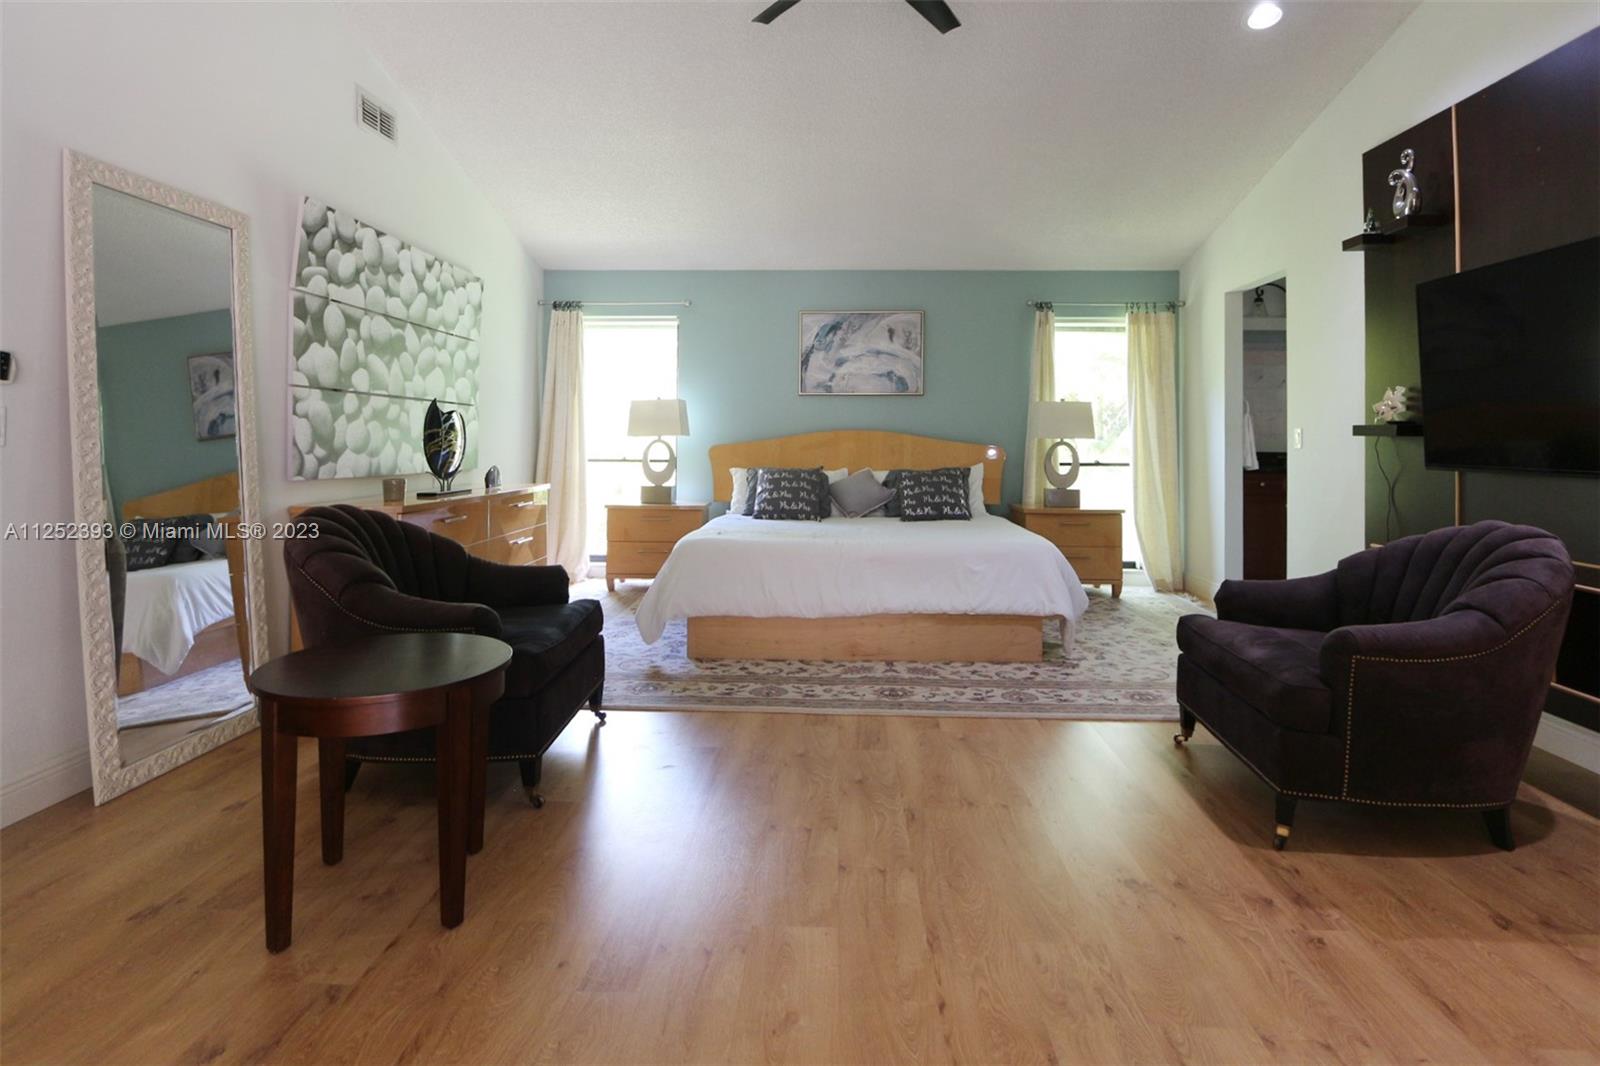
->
121;470;240;521
709;430;1005;505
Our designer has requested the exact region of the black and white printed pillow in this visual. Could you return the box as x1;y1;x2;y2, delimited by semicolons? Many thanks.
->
880;467;968;519
896;468;972;521
752;467;828;521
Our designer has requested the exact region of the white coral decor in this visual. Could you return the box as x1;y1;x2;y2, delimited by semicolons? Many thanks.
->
1373;385;1410;424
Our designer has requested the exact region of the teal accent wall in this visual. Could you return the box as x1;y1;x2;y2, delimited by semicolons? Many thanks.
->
96;309;237;515
543;271;1179;507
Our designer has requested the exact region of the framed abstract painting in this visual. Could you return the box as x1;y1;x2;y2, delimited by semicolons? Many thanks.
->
187;351;236;441
799;310;924;396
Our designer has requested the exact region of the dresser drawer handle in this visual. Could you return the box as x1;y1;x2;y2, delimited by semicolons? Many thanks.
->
509;535;535;546
513;500;538;509
439;514;470;525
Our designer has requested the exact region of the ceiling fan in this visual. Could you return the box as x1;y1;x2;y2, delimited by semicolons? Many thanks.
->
753;0;962;35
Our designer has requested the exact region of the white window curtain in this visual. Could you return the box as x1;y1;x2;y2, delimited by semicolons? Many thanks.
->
1128;308;1182;591
1022;305;1057;507
536;305;588;581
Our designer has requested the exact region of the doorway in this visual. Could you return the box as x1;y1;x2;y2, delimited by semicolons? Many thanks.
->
1239;279;1287;579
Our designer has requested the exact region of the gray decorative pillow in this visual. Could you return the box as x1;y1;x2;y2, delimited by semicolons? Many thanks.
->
829;469;896;518
123;526;175;571
897;468;972;521
752;467;828;520
165;512;227;563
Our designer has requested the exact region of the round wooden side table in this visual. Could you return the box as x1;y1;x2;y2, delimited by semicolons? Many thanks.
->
248;632;512;953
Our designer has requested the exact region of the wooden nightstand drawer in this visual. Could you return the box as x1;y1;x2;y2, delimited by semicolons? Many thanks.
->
608;541;675;577
608;506;704;543
1057;545;1122;581
1027;512;1120;548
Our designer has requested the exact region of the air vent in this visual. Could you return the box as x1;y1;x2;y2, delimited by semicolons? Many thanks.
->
356;87;397;143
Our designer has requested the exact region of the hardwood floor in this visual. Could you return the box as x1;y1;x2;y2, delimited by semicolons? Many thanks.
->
2;711;1596;1064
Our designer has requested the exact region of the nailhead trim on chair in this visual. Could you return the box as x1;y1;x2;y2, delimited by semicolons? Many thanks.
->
1339;597;1564;798
1178;700;1514;811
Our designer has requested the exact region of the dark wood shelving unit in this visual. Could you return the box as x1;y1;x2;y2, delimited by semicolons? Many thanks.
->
1352;422;1424;437
1342;213;1452;251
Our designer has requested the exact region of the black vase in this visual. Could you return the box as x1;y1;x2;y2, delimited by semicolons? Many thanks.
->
421;399;466;495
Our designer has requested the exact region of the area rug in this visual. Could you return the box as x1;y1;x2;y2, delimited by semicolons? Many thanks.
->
117;659;253;730
580;579;1208;721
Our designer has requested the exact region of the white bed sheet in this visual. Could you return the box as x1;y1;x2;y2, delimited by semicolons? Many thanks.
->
122;557;236;676
635;512;1090;645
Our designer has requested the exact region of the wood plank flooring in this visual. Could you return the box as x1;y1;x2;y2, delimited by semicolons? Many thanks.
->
2;712;1597;1064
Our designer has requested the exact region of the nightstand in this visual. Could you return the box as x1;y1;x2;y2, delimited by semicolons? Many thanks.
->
1011;507;1125;598
605;503;708;590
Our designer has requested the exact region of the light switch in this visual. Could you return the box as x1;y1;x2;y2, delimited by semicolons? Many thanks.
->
1293;427;1303;449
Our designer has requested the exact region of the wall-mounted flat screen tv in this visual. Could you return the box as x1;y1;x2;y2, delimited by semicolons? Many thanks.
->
1416;236;1599;476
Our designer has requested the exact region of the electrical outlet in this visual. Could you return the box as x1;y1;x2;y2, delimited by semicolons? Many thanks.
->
1293;427;1303;449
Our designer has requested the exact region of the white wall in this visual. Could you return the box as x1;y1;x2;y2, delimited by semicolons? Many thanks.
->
1179;1;1600;598
0;3;543;825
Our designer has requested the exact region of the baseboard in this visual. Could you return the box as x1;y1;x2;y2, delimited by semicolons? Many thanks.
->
1533;712;1600;774
0;746;92;828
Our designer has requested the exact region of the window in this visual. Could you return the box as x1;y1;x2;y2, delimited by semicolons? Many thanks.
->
581;317;679;559
1053;318;1142;570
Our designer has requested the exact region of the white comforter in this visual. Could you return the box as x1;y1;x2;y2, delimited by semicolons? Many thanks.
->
123;557;236;675
635;512;1090;644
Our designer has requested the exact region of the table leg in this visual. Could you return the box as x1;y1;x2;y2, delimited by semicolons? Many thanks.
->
467;688;489;856
260;699;298;953
318;737;345;865
436;688;470;928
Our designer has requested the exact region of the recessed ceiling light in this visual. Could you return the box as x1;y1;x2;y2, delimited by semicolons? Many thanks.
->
1247;1;1283;30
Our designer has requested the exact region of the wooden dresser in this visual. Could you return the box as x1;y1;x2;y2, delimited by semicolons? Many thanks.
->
289;484;550;648
605;503;707;590
1010;506;1125;598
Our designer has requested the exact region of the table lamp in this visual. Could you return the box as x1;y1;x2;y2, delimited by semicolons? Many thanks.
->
628;398;689;504
1029;400;1096;508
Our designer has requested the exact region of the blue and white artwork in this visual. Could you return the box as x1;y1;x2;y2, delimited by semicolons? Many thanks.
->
800;311;924;396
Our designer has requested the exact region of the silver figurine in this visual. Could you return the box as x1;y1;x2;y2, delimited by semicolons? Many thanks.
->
1388;148;1420;219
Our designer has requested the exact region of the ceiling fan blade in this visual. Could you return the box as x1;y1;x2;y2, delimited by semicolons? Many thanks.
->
905;0;961;34
752;0;802;25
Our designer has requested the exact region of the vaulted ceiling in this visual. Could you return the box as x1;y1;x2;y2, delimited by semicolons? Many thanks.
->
351;0;1415;269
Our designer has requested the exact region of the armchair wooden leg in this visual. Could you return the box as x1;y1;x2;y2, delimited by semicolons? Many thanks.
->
343;758;361;793
1483;806;1514;851
1273;793;1297;851
1173;706;1195;746
590;685;606;725
519;757;545;809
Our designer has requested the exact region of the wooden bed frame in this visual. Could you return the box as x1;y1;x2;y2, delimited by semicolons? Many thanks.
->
696;430;1044;663
117;471;249;697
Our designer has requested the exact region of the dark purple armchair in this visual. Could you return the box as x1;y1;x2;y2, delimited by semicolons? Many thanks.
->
1175;521;1573;851
285;505;605;806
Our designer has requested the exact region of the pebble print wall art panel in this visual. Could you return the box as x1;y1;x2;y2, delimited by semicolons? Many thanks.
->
799;310;924;396
288;197;482;480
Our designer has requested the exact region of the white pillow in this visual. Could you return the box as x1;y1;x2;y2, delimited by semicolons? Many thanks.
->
728;466;750;513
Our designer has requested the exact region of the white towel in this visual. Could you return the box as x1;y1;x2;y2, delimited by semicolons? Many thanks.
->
1243;401;1260;471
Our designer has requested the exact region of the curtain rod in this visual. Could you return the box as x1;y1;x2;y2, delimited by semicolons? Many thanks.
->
1027;300;1185;309
538;299;691;307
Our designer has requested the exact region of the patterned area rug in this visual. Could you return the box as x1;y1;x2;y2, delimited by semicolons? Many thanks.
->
117;659;253;730
580;579;1207;721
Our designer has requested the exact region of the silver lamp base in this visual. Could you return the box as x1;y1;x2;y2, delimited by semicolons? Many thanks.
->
1044;488;1081;509
640;485;675;504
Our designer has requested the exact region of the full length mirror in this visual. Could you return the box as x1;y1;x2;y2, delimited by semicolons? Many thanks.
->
65;152;266;803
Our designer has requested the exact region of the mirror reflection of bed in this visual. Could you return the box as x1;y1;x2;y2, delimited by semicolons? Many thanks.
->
112;473;252;762
90;183;253;766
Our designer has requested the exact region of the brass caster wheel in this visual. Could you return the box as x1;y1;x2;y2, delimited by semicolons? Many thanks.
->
526;790;545;809
1173;732;1191;747
1273;827;1291;851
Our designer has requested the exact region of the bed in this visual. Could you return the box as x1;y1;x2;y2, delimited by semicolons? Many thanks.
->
116;472;249;696
634;430;1090;662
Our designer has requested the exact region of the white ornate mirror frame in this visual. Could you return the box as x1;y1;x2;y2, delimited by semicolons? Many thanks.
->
63;150;268;803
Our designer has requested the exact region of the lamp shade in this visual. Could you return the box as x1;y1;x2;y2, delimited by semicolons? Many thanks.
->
628;398;690;437
1029;400;1095;440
